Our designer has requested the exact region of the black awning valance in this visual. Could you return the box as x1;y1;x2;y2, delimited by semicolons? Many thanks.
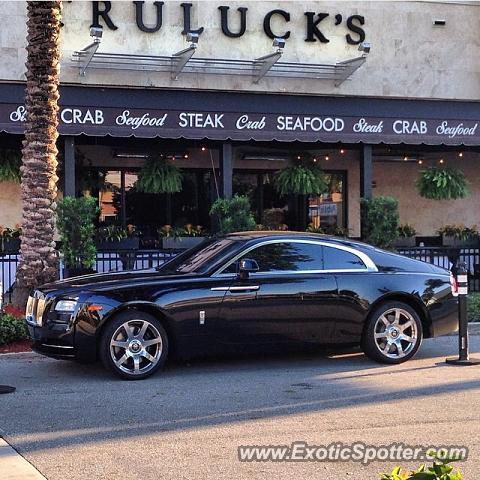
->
1;83;480;146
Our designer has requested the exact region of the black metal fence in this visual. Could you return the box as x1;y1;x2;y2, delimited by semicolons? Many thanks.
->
395;246;480;292
2;246;480;306
0;249;179;305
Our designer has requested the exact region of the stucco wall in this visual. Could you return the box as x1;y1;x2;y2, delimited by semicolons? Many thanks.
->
373;152;480;236
1;1;479;100
0;181;22;228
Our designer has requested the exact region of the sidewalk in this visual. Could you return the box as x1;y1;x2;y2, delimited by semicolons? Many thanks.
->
0;437;46;480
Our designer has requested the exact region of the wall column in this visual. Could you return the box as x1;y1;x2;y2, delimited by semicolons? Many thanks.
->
220;143;233;199
64;136;76;197
360;144;373;200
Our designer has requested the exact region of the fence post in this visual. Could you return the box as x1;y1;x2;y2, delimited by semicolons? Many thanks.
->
446;261;480;365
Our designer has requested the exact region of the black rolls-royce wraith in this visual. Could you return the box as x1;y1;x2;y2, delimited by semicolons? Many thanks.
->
25;232;458;379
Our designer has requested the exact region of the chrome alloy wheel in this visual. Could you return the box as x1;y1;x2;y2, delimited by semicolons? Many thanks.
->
373;308;418;360
109;320;163;376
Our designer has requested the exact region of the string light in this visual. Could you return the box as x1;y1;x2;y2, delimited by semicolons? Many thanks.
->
184;154;189;159
313;158;317;162
418;159;423;165
458;152;463;158
297;155;301;160
201;146;206;152
340;148;345;155
439;158;444;164
325;155;330;161
403;156;408;161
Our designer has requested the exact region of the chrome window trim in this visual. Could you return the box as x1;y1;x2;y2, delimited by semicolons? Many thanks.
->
212;239;378;277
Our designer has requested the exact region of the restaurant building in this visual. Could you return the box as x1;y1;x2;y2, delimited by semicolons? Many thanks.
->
1;0;480;243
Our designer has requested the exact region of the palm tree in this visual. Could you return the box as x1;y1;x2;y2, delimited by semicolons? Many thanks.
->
13;1;62;308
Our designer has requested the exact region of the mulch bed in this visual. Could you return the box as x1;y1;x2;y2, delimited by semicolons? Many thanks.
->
0;340;33;354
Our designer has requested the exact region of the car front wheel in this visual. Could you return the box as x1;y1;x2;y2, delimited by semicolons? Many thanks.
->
362;301;423;364
100;311;168;380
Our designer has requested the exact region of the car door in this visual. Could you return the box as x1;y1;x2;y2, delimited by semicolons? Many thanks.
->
213;240;338;345
321;244;374;342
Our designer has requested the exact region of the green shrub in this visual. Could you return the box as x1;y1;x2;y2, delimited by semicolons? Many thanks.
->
361;196;399;249
381;457;462;479
468;292;480;322
57;196;98;269
210;195;256;234
0;314;29;346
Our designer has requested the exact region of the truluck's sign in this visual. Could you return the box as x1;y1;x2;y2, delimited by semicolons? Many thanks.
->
90;1;366;45
4;104;480;146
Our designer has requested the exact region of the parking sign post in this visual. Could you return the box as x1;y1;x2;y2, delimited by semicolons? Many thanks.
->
446;261;480;366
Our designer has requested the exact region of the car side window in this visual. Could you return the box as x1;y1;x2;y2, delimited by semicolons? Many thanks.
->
323;245;366;270
223;242;324;273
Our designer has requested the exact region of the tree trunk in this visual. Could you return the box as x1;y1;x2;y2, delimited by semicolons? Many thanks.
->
12;1;62;309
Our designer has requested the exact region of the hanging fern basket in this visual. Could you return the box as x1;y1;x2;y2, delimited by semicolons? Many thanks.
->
274;156;328;196
0;149;21;183
416;166;469;200
136;156;183;194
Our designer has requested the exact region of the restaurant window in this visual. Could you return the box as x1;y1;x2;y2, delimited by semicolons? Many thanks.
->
95;169;215;246
308;172;347;234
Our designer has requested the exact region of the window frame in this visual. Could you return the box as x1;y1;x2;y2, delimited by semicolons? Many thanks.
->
213;239;377;278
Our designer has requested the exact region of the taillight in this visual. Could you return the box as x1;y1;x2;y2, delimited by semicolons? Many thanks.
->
450;273;458;297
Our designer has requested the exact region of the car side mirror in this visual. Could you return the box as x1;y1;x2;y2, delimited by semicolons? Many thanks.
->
238;258;259;278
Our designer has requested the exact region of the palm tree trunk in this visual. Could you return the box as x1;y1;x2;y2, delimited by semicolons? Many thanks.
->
12;1;62;309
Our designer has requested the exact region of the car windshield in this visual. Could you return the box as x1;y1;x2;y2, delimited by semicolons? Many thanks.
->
157;238;239;274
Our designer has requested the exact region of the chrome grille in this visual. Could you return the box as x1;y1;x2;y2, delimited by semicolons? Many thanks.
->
25;291;45;326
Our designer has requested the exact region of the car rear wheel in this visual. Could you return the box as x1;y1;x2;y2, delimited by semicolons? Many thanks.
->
100;311;168;380
362;301;423;364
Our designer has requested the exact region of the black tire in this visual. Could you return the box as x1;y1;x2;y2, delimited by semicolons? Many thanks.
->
99;310;168;380
361;301;423;364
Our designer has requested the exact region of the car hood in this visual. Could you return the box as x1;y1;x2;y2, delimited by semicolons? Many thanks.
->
39;269;202;295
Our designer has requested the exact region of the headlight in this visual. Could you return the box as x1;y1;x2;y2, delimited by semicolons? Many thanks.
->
54;299;78;313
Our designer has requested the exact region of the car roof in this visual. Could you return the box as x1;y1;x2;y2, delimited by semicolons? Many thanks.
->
223;231;443;274
224;231;371;249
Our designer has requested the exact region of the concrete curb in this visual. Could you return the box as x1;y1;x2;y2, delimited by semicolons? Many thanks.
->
0;437;46;479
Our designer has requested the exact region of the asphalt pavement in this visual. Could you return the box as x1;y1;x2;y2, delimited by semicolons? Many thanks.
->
0;336;479;480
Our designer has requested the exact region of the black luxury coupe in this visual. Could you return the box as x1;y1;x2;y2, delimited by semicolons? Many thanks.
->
25;232;458;379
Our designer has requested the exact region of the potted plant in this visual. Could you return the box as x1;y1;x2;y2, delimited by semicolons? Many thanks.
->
160;224;207;250
307;223;349;237
274;153;328;230
416;166;469;200
395;224;417;248
361;196;399;249
96;225;140;251
56;197;98;278
136;155;183;194
437;224;479;247
0;225;21;252
210;195;257;234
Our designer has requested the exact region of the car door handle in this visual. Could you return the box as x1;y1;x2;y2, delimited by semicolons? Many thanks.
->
210;286;260;292
229;286;260;292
